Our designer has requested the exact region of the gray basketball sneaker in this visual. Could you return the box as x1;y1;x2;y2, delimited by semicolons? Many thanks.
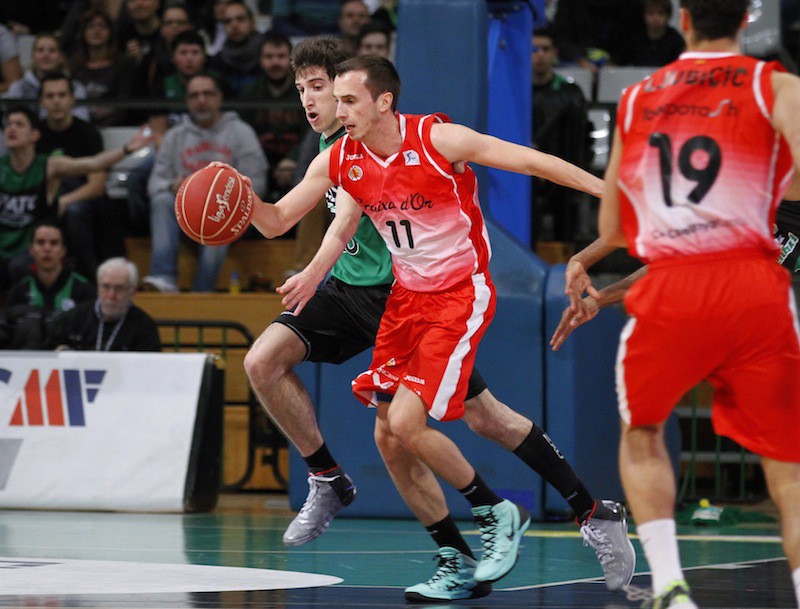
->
580;500;636;591
282;470;356;547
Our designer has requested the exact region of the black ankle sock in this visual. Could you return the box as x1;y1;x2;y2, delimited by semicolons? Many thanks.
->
579;500;614;524
426;515;474;559
304;443;338;473
513;424;595;517
458;472;502;508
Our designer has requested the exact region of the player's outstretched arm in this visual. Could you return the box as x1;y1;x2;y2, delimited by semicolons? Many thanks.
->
249;148;335;239
430;122;604;198
48;127;153;178
276;188;362;315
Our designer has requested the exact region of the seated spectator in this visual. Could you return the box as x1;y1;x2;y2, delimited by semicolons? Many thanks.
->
338;0;371;54
618;0;685;67
47;257;161;351
357;20;391;58
4;33;91;123
60;0;127;58
0;105;152;292
0;24;22;94
116;0;164;102
151;2;195;87
240;32;308;190
70;9;136;127
208;0;263;97
142;74;266;293
37;72;127;280
0;220;96;349
530;26;592;245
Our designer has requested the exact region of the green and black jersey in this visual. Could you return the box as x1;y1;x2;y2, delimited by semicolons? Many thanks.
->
0;154;50;259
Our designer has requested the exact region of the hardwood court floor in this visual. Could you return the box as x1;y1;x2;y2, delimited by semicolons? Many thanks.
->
0;494;793;608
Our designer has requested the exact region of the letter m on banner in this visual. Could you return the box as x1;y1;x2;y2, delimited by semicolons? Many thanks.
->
5;369;106;427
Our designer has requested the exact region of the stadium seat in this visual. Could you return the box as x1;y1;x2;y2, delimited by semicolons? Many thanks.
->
554;67;593;102
596;66;654;104
589;107;611;172
15;34;35;71
100;126;154;200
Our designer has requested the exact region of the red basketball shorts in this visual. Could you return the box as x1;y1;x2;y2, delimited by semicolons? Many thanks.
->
617;249;800;462
352;273;496;421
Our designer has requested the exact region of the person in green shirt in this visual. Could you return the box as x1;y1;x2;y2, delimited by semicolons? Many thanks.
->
242;36;634;602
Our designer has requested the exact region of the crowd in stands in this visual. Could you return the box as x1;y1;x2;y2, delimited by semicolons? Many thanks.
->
0;0;797;349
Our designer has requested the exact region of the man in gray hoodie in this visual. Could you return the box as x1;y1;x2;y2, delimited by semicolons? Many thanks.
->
142;73;267;292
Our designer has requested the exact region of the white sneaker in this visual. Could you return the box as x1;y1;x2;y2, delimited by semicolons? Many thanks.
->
141;275;179;293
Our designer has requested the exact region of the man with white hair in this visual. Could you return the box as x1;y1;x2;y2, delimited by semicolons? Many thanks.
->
47;257;161;351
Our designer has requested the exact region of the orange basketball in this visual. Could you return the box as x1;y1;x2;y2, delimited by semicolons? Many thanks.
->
174;164;254;246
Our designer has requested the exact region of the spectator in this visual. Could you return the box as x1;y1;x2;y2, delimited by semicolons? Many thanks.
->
208;0;262;97
0;105;151;292
47;257;161;351
69;9;135;126
530;26;593;245
618;0;685;67
0;220;95;349
338;0;371;55
550;0;642;73
150;2;194;86
357;20;391;58
142;74;266;293
5;33;91;123
60;0;127;57
37;72;126;281
0;24;22;94
240;32;308;189
116;0;163;99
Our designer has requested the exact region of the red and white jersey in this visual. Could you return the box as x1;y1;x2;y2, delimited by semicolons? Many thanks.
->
328;113;491;292
616;52;795;262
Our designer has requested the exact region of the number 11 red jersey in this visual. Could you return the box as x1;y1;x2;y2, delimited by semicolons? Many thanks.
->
616;52;794;262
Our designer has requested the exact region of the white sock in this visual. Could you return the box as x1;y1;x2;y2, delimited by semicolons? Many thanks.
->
792;566;800;608
637;518;684;596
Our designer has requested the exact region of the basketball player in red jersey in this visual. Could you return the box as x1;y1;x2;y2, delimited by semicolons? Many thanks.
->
587;1;800;607
242;54;632;600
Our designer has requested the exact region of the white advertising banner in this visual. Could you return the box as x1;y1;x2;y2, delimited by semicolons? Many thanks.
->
0;351;209;511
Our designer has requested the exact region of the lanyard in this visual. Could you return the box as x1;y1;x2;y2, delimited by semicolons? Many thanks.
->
94;300;126;352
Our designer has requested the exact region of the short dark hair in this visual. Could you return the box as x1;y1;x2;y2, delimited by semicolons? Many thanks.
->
357;20;391;47
679;0;748;42
261;30;292;52
5;104;40;130
291;35;353;80
39;71;74;98
335;55;400;112
224;0;253;20
172;29;206;52
533;25;556;43
31;219;65;242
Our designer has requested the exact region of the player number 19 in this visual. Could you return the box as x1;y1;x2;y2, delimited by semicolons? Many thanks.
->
648;133;721;207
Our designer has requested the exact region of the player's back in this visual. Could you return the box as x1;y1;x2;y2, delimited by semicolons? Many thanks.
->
616;53;794;262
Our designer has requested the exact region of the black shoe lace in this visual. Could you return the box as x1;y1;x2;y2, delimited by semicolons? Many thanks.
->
474;510;500;558
428;553;459;585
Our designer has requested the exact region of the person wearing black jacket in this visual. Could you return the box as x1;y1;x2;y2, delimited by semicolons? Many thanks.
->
47;257;161;352
0;220;95;349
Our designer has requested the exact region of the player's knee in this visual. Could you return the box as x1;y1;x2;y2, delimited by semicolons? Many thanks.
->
243;342;282;385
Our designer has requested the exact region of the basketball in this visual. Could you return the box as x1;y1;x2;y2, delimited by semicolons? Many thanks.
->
174;164;254;246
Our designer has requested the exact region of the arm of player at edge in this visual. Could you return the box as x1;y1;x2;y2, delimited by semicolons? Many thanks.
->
276;187;362;315
772;70;800;199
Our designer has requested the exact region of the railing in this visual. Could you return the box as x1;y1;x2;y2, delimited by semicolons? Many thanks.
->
156;319;288;493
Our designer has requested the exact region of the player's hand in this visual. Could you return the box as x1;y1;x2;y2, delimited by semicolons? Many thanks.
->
207;162;253;190
124;126;154;153
549;294;600;351
565;259;600;313
276;269;322;316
